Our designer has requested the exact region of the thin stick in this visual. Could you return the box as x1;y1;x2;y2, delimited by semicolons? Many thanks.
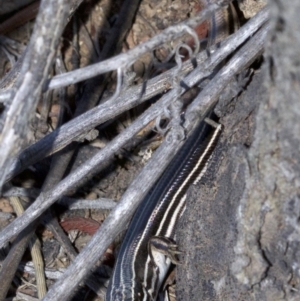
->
5;6;269;181
0;23;268;300
0;0;74;188
0;24;269;249
46;1;224;91
40;24;269;301
0;221;37;300
0;0;85;189
12;196;47;298
0;1;40;35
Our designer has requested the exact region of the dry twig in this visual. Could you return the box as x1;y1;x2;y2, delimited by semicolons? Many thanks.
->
0;20;268;299
5;6;269;181
0;1;270;299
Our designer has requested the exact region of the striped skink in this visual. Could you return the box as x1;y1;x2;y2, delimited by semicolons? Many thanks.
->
106;2;237;301
106;117;222;301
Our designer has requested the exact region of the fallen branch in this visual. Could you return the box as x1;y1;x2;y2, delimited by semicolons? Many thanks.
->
5;6;269;181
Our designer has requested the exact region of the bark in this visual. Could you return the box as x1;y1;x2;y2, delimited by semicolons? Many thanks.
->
177;1;300;300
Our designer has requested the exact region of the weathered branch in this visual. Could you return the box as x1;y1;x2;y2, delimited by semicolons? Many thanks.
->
0;0;83;188
45;1;224;91
5;6;269;181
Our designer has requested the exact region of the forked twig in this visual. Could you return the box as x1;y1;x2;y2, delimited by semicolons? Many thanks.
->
0;21;268;300
5;6;269;181
41;24;269;301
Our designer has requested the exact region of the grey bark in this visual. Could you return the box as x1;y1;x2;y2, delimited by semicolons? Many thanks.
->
177;1;300;300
